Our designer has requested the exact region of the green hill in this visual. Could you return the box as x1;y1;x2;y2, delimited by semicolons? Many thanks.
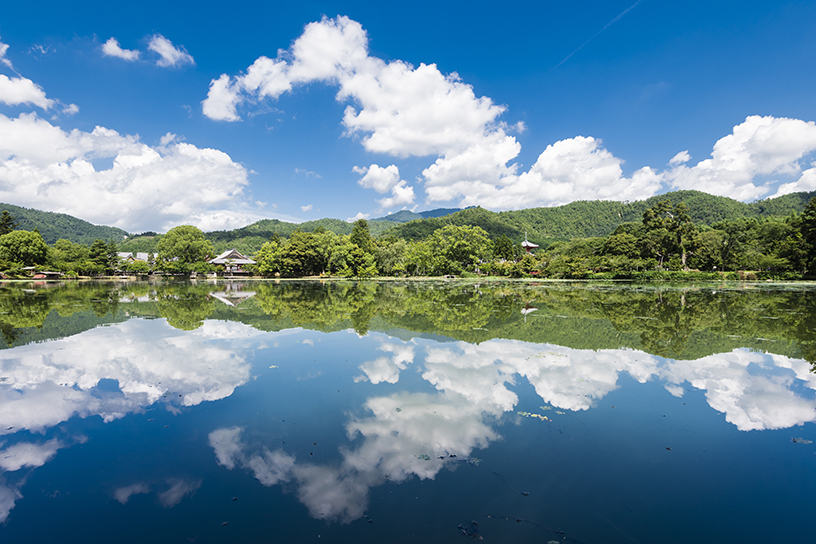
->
10;189;816;256
386;190;816;246
0;202;128;245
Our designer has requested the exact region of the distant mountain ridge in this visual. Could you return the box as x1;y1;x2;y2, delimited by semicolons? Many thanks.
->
0;202;128;245
371;207;469;223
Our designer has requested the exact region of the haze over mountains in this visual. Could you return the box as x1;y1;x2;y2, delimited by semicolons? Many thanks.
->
3;189;814;255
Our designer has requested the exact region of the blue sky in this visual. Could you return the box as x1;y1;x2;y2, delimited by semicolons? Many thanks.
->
1;0;815;233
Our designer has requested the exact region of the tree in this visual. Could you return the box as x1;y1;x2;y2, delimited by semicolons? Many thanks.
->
642;200;695;269
427;225;492;275
350;219;374;254
157;225;214;269
0;210;18;236
0;230;48;266
493;235;515;260
803;197;816;273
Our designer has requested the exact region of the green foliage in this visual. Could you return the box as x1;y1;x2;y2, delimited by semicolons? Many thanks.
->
803;197;816;273
427;224;492;275
0;230;49;266
157;225;214;270
0;210;18;236
350;219;375;253
493;235;516;260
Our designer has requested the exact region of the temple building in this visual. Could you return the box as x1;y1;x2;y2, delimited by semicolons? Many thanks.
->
208;249;256;274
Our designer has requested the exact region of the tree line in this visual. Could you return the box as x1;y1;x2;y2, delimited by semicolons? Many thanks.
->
1;196;815;279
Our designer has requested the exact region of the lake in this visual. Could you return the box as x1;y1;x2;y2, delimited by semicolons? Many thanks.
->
1;279;815;543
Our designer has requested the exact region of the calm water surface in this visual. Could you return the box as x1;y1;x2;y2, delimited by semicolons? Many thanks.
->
1;280;815;543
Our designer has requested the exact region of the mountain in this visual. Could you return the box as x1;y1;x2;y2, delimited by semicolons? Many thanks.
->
8;189;815;255
371;207;467;223
386;190;816;246
0;202;129;245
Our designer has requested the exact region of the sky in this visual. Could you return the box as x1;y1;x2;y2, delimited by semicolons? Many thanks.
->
1;0;815;233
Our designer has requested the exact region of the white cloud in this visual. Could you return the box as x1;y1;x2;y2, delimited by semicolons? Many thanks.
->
300;204;313;212
61;103;79;116
0;318;254;436
667;115;816;200
355;342;414;384
0;439;63;471
0;37;12;69
355;164;400;193
346;211;369;222
204;16;816;211
377;180;415;209
148;35;194;68
670;150;691;165
354;164;417;209
771;164;816;198
114;483;149;504
0;113;266;232
0;483;20;524
0;74;54;110
158;478;201;508
202;16;662;210
101;38;140;61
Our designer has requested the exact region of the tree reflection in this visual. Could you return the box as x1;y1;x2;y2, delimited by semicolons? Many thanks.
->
1;281;815;369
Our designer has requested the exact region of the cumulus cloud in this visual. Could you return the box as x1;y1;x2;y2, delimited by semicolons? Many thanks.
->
0;482;20;524
355;342;414;384
300;204;313;212
667;115;816;200
0;112;266;232
101;38;140;61
204;17;816;210
0;318;254;436
158;478;201;507
0;438;63;471
148;35;194;68
771;164;816;197
355;164;400;193
346;211;369;222
376;180;415;209
114;483;150;504
209;384;501;523
355;164;416;210
0;75;54;109
426;339;816;430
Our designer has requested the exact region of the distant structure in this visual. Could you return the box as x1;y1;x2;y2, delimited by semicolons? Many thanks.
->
521;232;538;254
208;249;256;274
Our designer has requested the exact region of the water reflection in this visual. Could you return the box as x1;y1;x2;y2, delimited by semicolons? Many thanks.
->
0;280;815;540
210;335;815;525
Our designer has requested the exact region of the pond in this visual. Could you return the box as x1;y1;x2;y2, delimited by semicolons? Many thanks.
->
1;279;815;543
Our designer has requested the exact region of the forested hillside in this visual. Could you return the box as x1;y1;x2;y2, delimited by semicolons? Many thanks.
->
387;190;816;246
7;189;816;258
0;203;128;245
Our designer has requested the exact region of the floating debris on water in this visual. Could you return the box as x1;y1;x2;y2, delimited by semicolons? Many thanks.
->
555;411;565;415
791;437;813;444
458;521;482;540
417;454;431;461
466;457;482;466
269;365;279;369
539;405;552;411
395;407;402;412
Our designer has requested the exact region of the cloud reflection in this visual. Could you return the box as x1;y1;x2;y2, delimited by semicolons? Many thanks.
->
210;336;816;524
0;319;255;436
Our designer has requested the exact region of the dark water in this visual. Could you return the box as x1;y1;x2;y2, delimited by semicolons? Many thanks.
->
1;280;815;543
